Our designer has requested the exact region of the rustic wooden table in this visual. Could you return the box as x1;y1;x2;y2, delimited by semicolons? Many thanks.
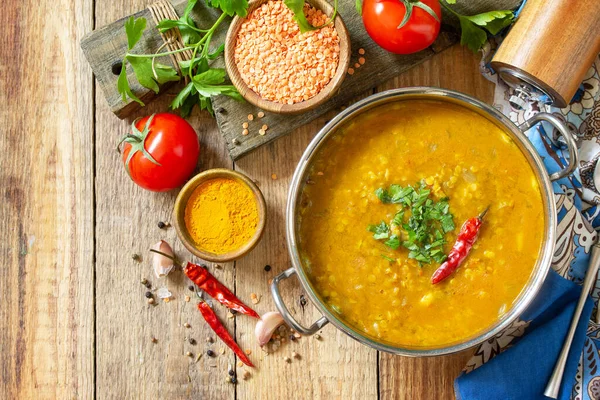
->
0;0;496;397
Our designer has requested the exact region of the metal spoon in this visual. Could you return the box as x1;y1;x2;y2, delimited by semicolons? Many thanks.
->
544;240;600;398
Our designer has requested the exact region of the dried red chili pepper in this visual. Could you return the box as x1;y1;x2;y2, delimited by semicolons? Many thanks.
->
184;262;260;319
197;301;254;367
431;207;489;285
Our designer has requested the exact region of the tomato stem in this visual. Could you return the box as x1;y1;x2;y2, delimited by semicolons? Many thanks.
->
397;0;440;29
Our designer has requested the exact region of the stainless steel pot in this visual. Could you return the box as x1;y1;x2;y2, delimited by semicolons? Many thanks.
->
271;88;578;357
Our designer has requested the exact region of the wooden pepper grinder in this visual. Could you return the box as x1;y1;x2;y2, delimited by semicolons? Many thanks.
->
491;0;600;109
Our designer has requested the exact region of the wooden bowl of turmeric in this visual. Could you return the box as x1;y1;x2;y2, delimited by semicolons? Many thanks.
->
173;169;266;262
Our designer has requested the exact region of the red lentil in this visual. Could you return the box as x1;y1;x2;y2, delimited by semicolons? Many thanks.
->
234;0;340;104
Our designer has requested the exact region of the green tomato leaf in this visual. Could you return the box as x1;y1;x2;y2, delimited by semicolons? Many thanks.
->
458;16;488;52
465;10;514;35
206;0;248;17
117;62;144;105
124;17;147;50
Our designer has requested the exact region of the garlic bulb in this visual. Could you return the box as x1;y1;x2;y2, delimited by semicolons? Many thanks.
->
255;312;285;346
151;240;175;278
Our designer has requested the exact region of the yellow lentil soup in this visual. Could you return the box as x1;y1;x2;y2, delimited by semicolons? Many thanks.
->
297;99;545;348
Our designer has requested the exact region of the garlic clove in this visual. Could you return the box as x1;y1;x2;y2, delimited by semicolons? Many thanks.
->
151;240;175;278
255;311;285;347
156;287;173;299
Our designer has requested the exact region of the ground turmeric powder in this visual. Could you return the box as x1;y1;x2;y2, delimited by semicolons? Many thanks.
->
184;177;259;255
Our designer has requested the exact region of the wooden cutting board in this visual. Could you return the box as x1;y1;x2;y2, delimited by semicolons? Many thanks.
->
81;0;520;160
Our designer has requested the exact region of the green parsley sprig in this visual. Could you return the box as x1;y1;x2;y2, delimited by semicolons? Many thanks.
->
284;0;338;33
117;0;247;116
441;0;514;52
367;182;455;265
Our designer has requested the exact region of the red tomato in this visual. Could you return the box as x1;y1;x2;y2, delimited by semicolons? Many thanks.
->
121;113;200;192
362;0;441;55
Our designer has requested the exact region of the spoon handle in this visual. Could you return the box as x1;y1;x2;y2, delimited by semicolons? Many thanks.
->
544;241;600;399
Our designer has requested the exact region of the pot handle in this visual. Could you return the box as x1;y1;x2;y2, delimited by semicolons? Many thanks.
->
518;112;578;181
270;267;329;336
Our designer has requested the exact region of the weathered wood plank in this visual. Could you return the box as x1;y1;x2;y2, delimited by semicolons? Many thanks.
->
93;2;236;399
0;0;95;396
234;95;379;399
376;45;497;400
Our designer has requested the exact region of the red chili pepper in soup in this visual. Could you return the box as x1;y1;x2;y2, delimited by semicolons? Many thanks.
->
431;207;489;285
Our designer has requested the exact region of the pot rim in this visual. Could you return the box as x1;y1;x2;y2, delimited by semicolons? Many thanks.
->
285;87;557;357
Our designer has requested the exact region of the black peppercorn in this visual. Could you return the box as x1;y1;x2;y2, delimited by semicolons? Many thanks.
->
145;291;153;298
230;377;237;384
189;338;196;345
207;349;215;357
289;334;296;341
264;265;271;272
132;254;141;262
144;282;151;289
188;285;195;292
157;221;166;229
228;369;235;376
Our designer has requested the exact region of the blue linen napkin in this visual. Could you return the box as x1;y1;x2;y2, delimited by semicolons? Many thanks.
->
455;51;600;399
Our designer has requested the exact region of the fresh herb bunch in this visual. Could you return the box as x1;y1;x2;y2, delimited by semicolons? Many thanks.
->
284;0;338;33
367;182;455;265
117;0;247;117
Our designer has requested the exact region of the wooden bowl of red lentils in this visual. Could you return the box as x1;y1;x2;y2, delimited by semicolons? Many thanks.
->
225;0;351;114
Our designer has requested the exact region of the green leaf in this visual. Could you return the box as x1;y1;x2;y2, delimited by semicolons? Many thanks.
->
207;0;248;17
284;0;338;33
117;63;144;105
153;63;181;84
381;254;395;262
126;57;159;92
183;0;198;19
385;235;400;250
170;81;195;110
126;57;179;93
368;221;390;240
124;17;147;50
180;91;199;117
375;188;391;203
355;0;362;15
208;44;225;60
194;68;226;84
458;16;488;53
465;10;513;35
156;19;203;44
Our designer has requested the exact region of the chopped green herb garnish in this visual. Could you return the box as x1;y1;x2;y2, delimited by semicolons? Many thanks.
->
368;181;455;265
381;254;396;262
